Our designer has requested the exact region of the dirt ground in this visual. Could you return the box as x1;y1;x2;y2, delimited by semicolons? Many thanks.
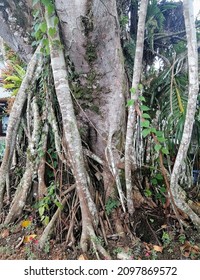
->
0;208;200;260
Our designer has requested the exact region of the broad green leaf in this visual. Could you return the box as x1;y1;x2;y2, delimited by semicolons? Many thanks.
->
42;38;49;46
151;178;157;185
47;3;55;15
54;16;59;26
138;84;143;90
139;95;146;102
54;201;64;209
142;128;151;137
130;87;136;94
157;137;166;143
141;105;150;111
144;188;152;197
141;120;150;128
142;113;151;119
40;22;47;33
161;147;169;155
150;127;157;133
48;27;56;37
155;174;163;180
39;206;45;217
126;99;134;107
43;216;49;225
160;186;166;193
155;131;163;137
154;144;162;152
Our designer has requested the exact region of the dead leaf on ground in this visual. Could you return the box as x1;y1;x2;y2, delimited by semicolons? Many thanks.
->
1;228;10;238
24;234;37;243
78;254;88;260
153;245;163;253
161;224;167;229
21;220;32;228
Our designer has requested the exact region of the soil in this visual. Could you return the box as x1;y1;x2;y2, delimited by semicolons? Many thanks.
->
0;208;200;260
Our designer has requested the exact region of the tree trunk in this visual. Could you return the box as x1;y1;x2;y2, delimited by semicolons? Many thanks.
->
170;0;200;230
125;0;148;215
0;44;42;211
55;0;127;220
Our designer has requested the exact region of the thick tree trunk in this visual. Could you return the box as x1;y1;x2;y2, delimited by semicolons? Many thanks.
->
0;0;33;62
55;0;126;206
45;8;111;255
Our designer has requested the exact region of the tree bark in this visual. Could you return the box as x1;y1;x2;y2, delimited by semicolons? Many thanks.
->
0;0;33;62
0;44;42;211
170;0;200;230
125;0;148;215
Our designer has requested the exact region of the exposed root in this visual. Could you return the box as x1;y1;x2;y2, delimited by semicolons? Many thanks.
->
39;184;76;250
0;44;43;211
5;162;33;224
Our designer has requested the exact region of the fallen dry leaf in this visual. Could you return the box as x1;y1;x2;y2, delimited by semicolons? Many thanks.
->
78;254;88;260
1;228;9;238
21;220;32;228
153;245;163;253
161;224;167;229
24;234;37;243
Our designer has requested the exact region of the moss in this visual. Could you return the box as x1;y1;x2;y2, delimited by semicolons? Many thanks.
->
81;16;94;36
85;43;97;63
72;83;93;101
90;104;100;114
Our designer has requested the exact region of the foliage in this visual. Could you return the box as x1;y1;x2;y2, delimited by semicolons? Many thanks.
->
105;198;119;215
35;182;63;225
2;64;26;96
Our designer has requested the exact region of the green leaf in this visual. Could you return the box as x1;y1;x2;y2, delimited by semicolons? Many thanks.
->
141;105;150;111
3;84;16;89
151;178;157;185
54;16;59;26
130;87;136;94
48;27;56;37
141;120;150;128
150;127;157;133
47;3;54;15
139;95;146;102
39;22;47;33
54;201;64;209
126;99;134;107
157;137;166;143
5;76;21;82
155;131;163;137
142;113;151;119
43;216;49;226
138;84;143;90
142;128;151;137
35;29;42;40
39;206;45;217
161;147;169;155
144;188;152;197
154;144;162;152
160;186;166;193
32;0;40;6
155;174;163;180
42;38;49;46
